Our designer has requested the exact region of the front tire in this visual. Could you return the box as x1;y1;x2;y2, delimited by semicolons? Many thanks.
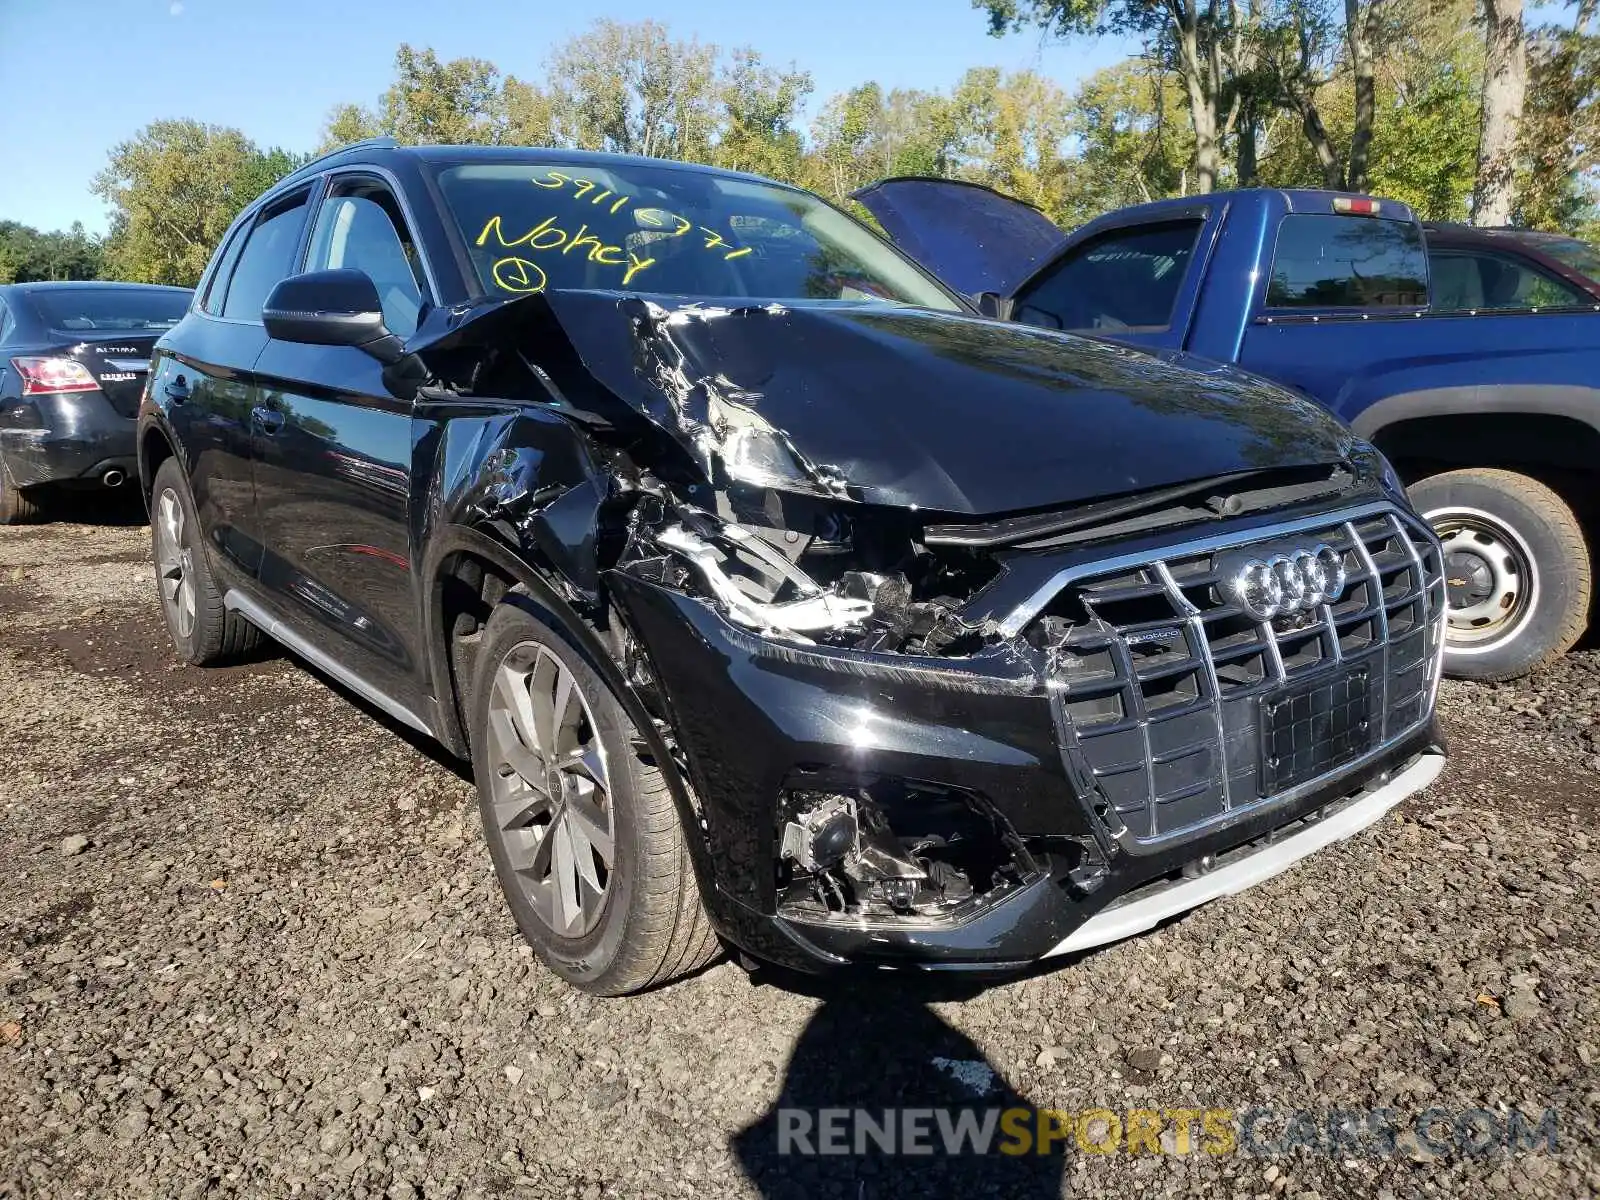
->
469;597;719;995
1412;468;1591;681
149;458;263;665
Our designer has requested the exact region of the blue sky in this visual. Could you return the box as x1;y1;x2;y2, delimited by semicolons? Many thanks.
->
0;0;1131;235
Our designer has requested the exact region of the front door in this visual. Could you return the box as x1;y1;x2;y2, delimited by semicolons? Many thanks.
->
253;176;432;712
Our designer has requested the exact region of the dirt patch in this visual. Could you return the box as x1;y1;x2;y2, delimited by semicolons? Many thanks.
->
8;605;289;709
1;517;1596;1200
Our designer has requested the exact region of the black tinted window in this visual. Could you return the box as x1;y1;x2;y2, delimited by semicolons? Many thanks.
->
1267;214;1427;308
28;288;189;331
222;194;309;321
1013;220;1202;332
201;222;250;316
1429;249;1591;312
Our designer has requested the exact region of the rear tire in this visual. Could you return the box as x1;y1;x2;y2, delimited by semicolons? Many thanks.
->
1411;468;1590;681
469;596;719;995
0;455;44;525
149;458;263;665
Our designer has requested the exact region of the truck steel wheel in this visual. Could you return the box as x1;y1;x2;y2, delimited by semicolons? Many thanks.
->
149;458;262;665
469;598;719;995
1412;468;1590;681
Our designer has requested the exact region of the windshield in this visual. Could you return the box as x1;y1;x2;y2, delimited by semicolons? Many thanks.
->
433;160;961;310
29;288;189;332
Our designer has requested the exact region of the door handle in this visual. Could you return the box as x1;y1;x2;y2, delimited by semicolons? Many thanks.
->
163;375;190;404
252;405;285;434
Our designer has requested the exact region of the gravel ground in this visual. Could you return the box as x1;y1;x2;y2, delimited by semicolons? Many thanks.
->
1;512;1597;1200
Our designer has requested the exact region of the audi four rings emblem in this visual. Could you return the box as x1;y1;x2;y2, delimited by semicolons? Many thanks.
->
1229;545;1348;620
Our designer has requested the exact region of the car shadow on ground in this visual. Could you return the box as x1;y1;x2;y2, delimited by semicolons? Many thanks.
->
31;487;149;527
731;973;1068;1198
279;648;473;782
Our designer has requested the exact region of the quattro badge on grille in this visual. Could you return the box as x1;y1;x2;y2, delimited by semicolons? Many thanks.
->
1227;544;1347;621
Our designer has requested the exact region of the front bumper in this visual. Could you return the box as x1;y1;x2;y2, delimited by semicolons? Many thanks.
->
0;390;136;487
609;559;1446;975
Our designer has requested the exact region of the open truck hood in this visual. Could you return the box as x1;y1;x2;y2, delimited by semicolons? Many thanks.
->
425;291;1359;518
852;176;1067;297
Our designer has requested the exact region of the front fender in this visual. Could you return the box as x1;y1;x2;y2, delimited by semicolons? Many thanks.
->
418;522;714;891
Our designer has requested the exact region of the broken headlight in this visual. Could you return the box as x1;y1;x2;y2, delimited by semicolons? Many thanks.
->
655;521;874;636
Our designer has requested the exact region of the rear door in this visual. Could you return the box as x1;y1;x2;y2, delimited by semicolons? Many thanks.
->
151;187;315;591
251;172;433;711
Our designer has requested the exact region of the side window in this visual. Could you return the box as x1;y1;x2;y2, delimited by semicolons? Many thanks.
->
1266;214;1428;309
304;183;427;338
221;191;311;322
200;221;250;316
1428;249;1592;312
1013;220;1203;333
0;297;11;343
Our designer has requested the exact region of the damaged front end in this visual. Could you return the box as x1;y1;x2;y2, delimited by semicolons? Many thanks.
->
420;289;1441;972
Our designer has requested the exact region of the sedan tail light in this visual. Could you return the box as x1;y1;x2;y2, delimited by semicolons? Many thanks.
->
11;356;101;396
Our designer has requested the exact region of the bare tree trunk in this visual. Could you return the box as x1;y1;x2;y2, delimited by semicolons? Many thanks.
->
1345;0;1381;191
1474;0;1526;225
1174;1;1221;193
1298;101;1346;188
1189;84;1220;193
1236;106;1260;186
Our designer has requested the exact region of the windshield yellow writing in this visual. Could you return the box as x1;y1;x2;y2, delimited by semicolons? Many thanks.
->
527;168;751;262
491;257;547;294
477;214;656;287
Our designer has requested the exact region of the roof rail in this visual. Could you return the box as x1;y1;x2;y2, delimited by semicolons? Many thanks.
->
283;135;401;183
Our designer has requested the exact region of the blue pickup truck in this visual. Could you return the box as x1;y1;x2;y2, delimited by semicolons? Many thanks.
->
855;181;1600;680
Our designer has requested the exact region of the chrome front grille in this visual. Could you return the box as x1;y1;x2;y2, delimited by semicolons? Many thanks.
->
1038;505;1445;846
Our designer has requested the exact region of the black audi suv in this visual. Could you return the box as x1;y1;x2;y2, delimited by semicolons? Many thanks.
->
0;280;190;522
138;138;1446;994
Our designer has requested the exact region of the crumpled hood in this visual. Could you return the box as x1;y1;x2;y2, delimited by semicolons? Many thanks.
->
519;292;1359;517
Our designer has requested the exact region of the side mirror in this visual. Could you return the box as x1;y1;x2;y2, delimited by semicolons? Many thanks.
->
263;269;403;364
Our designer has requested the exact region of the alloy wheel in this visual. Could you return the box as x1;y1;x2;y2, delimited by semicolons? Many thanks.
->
1426;505;1539;651
485;641;615;938
155;488;197;641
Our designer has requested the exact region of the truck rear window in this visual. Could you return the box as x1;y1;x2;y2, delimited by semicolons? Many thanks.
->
1266;214;1428;309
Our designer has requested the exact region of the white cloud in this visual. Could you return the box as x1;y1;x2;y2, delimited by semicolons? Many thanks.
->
169;1;184;14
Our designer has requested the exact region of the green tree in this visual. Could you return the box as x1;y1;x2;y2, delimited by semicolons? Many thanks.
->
1517;7;1600;229
1061;61;1194;221
92;120;300;285
377;45;511;144
0;220;105;282
712;49;813;181
978;0;1265;193
544;20;719;161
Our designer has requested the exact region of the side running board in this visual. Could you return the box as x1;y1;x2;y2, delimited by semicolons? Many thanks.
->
223;590;435;739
